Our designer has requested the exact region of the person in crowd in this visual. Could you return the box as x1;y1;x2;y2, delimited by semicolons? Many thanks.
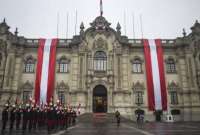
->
15;105;22;130
1;104;9;133
72;109;77;125
22;104;29;131
115;110;121;127
9;104;16;131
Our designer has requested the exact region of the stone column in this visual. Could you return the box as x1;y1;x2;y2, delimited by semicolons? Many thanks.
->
121;49;129;91
11;48;24;92
177;48;191;121
71;51;79;91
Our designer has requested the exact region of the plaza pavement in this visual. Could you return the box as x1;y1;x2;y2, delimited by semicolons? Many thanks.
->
1;113;200;135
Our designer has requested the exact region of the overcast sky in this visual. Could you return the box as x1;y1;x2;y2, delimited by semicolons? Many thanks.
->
0;0;200;39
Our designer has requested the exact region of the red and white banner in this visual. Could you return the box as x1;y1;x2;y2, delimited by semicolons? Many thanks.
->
143;39;167;111
34;39;58;105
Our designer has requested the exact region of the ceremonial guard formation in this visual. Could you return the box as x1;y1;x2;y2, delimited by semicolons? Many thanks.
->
1;99;79;134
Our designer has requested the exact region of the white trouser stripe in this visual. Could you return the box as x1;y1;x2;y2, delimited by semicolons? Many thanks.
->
148;39;162;110
40;39;52;104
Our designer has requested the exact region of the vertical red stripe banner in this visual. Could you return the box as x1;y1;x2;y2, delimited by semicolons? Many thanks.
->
34;39;45;105
34;39;58;105
47;39;58;103
155;39;167;111
143;39;167;111
143;39;155;111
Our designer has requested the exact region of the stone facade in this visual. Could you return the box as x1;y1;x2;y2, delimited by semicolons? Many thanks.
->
0;16;200;121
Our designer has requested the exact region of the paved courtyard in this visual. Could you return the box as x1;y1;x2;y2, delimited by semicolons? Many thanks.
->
1;114;200;135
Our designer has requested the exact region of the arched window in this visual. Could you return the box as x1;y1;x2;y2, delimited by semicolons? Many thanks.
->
0;53;2;66
132;82;144;106
168;82;179;105
58;91;65;105
199;54;200;62
166;58;176;73
21;81;33;103
131;58;142;73
94;51;107;71
58;57;70;73
56;81;69;105
24;56;35;73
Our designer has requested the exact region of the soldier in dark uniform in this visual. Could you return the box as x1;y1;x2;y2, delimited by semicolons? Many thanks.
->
16;105;22;130
115;110;121;127
72;109;77;125
64;108;68;129
47;104;53;133
42;106;47;129
60;108;65;129
28;105;34;132
9;104;16;131
22;104;29;131
32;106;38;130
37;107;43;130
68;109;72;126
1;104;9;133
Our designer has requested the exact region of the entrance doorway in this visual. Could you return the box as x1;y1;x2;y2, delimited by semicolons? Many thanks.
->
93;85;107;113
155;110;163;122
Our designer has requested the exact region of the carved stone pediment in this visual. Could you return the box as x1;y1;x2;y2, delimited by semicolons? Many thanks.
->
0;39;7;51
24;55;36;63
56;80;69;90
93;38;108;50
21;81;33;90
57;56;71;63
90;16;111;31
167;81;180;92
132;81;144;91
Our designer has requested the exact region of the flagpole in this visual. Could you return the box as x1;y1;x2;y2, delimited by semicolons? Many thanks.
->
66;12;69;39
75;10;77;35
100;0;103;16
57;12;59;38
124;10;127;35
132;12;135;39
140;14;144;39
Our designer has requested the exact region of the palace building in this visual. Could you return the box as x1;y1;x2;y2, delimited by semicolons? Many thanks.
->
0;15;200;122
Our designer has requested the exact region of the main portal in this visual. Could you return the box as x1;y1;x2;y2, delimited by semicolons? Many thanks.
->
93;85;107;113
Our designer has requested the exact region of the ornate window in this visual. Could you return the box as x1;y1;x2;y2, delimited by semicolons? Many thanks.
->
0;53;2;66
56;81;69;105
24;56;35;73
133;82;144;106
168;82;179;105
58;57;70;73
23;91;32;103
58;91;65;105
170;91;178;105
94;51;107;71
21;81;33;103
199;54;200;62
131;58;142;73
135;91;143;105
166;58;176;73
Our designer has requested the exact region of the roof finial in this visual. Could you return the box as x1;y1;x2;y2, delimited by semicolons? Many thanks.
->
116;22;121;35
100;0;103;16
15;27;18;36
80;22;84;36
3;18;6;23
182;28;186;37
